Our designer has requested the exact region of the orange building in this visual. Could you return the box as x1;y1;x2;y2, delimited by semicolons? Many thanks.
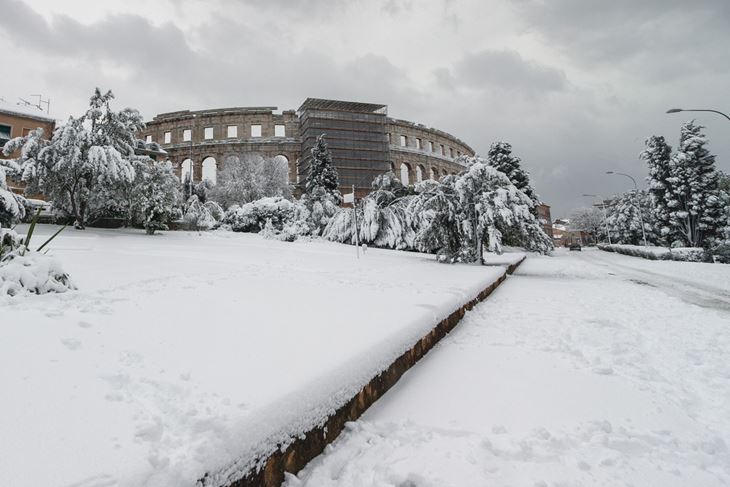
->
0;100;56;195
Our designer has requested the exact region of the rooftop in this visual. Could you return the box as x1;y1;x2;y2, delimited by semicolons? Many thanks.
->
0;99;56;123
299;98;388;114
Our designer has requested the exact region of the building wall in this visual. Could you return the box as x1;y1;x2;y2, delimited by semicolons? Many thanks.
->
386;119;474;185
142;108;301;183
0;111;56;195
140;101;477;195
536;203;553;238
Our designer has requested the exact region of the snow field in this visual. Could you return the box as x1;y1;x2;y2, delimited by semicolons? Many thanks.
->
0;225;509;487
288;248;730;487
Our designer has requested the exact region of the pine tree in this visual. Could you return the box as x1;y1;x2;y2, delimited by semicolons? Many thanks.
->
303;134;342;235
486;141;538;205
666;121;723;247
641;135;674;245
605;190;657;245
305;134;341;204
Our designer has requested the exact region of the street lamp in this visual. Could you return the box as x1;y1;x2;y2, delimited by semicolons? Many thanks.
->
582;193;612;245
666;108;730;122
606;171;648;246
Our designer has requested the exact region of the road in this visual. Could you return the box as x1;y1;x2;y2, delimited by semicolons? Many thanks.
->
285;248;730;487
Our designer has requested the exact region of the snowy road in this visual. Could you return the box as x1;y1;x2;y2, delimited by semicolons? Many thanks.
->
287;248;730;487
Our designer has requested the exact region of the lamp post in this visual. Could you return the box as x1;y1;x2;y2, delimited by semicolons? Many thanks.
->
582;193;612;245
606;171;648;246
666;108;730;122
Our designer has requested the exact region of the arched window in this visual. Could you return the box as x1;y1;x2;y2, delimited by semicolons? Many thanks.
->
429;167;436;180
416;165;424;183
400;163;410;186
181;159;193;182
202;157;217;185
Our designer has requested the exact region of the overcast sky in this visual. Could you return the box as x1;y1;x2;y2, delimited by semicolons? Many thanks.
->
1;0;728;217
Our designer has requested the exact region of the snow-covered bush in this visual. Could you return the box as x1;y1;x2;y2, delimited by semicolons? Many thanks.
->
0;250;75;296
183;195;220;231
598;244;710;263
260;217;309;242
0;166;26;226
0;223;75;296
223;197;303;233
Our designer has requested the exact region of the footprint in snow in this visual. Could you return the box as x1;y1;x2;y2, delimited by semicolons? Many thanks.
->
61;338;82;350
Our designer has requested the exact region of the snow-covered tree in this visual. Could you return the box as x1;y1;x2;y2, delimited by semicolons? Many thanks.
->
208;154;292;209
305;134;341;203
486;141;538;206
323;172;417;250
718;172;730;243
138;161;180;235
664;121;723;247
569;207;606;242
303;135;342;235
0;165;25;227
456;156;552;257
605;190;656;245
3;88;142;229
409;179;462;257
641;135;674;245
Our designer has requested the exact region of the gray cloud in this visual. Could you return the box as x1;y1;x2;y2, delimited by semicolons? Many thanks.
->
1;0;729;218
450;49;568;94
513;0;730;81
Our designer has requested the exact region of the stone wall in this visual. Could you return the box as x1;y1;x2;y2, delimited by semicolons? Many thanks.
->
200;257;525;487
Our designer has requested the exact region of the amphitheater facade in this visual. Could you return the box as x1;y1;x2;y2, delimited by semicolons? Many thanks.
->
141;98;474;197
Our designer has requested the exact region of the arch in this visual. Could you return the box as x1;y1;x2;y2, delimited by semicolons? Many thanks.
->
442;168;449;177
181;158;193;183
223;154;241;169
202;156;217;185
389;162;396;174
400;163;411;186
273;154;293;183
429;167;437;180
416;164;425;183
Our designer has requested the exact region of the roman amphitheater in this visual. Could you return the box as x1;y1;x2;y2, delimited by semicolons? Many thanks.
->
141;98;474;196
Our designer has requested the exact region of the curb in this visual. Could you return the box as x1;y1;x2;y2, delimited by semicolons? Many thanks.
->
208;256;526;487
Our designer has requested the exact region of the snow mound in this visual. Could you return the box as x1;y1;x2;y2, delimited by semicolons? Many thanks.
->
0;250;76;296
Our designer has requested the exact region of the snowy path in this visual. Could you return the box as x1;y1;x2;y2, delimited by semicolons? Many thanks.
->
287;248;730;487
0;226;509;487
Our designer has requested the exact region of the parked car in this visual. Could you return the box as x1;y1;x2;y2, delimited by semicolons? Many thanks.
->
569;243;582;251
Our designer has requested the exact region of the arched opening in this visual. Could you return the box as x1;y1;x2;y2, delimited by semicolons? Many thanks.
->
416;165;425;183
429;167;436;180
400;163;410;186
442;168;449;178
202;156;217;185
273;155;291;183
181;158;193;183
389;162;396;174
224;154;241;170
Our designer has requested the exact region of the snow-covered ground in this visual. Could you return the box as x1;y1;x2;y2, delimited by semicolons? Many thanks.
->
0;225;510;487
287;247;730;487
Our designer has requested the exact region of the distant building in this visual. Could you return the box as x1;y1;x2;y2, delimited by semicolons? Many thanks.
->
552;218;594;247
536;203;553;238
0;100;56;195
140;98;475;197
